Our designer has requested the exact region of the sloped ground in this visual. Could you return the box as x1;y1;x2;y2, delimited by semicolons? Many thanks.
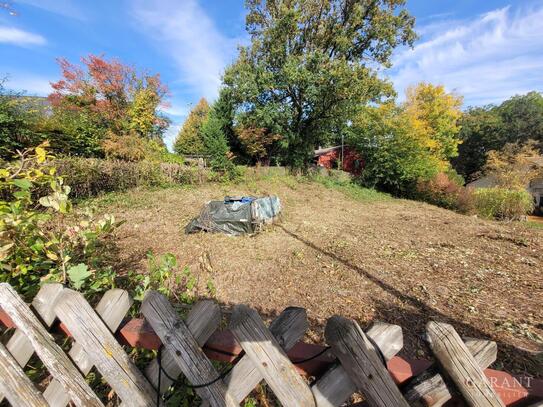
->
90;176;543;377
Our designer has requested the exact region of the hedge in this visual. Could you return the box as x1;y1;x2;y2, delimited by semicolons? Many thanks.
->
52;157;213;198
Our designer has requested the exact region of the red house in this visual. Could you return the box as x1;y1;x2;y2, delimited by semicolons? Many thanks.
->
314;146;363;175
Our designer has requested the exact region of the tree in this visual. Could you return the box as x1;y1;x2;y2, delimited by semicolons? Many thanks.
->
224;0;416;169
484;140;541;190
236;126;282;165
497;91;543;146
453;106;503;181
403;83;463;164
48;55;170;159
453;91;543;180
349;102;441;195
173;98;210;155
201;108;233;172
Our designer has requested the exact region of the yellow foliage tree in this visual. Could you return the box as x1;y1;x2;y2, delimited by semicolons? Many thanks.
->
484;140;542;190
403;83;463;168
173;98;210;155
129;87;162;138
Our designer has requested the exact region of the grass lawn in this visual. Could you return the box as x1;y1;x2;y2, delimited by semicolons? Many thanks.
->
85;175;543;377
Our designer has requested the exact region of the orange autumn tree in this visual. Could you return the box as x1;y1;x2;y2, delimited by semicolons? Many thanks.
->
48;55;170;160
236;126;282;165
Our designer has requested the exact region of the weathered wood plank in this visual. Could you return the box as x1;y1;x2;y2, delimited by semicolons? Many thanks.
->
43;289;133;407
312;322;403;407
229;304;315;407
0;283;64;404
53;288;157;406
404;337;497;406
224;306;309;404
426;321;505;407
324;315;409;407
145;299;221;393
0;283;103;407
0;341;48;407
142;290;237;407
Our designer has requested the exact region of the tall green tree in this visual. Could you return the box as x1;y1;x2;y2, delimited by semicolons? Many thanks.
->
224;0;416;169
453;106;503;181
201;108;233;172
213;88;238;154
349;102;441;195
497;91;543;145
173;98;210;155
453;91;543;180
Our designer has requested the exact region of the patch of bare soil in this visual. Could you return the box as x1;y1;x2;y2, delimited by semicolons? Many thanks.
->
97;178;543;378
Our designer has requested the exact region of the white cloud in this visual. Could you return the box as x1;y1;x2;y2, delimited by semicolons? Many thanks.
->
131;0;238;101
162;103;190;118
3;73;52;96
163;123;182;151
390;4;543;106
0;26;46;46
14;0;86;20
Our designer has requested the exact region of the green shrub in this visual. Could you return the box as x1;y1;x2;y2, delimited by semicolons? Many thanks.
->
0;145;122;300
473;187;534;220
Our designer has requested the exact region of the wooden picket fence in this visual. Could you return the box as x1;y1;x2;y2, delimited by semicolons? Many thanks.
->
0;282;541;407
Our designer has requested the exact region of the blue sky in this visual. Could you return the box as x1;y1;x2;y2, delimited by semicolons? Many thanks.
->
1;0;542;149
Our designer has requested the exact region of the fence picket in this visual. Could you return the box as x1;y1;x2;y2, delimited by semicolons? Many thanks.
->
144;299;221;393
325;315;409;407
404;337;497;406
54;288;157;406
0;341;48;407
43;289;133;407
0;283;104;407
0;283;64;403
229;304;316;407
312;322;403;407
224;306;309;404
426;321;505;407
142;290;237;407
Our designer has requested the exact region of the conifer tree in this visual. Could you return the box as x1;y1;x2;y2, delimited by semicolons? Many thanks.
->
173;98;210;155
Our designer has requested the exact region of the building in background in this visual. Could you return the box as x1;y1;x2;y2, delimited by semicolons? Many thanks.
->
314;146;363;175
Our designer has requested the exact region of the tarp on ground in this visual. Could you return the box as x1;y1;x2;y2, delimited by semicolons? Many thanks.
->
185;196;281;235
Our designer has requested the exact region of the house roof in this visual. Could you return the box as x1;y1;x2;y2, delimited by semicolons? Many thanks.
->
466;175;499;188
528;156;543;167
314;146;342;156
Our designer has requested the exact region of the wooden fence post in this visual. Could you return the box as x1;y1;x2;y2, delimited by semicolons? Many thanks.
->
0;283;103;407
312;322;403;407
325;315;409;407
144;299;221;393
142;290;237;407
54;288;157;406
43;289;133;407
0;341;48;407
0;283;63;403
229;304;316;407
404;337;497;406
426;321;505;407
224;306;309;404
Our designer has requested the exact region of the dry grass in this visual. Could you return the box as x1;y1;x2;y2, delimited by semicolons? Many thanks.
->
88;176;543;377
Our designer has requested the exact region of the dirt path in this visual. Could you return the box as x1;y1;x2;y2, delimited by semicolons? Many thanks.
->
93;178;543;377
